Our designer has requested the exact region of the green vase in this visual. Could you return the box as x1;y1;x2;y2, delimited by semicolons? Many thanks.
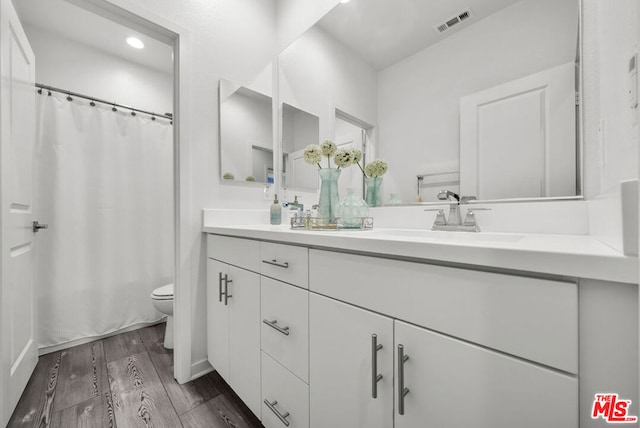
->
318;168;341;223
365;176;383;207
337;188;369;228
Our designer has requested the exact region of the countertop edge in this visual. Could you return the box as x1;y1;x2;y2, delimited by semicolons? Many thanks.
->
202;226;639;284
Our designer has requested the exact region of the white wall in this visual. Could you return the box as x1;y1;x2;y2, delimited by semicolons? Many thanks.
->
377;0;578;204
25;25;172;115
582;0;639;199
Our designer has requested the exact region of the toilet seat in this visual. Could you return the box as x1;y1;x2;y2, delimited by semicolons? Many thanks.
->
151;283;174;300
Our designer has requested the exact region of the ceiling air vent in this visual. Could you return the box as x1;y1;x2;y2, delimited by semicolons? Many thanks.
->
434;7;473;34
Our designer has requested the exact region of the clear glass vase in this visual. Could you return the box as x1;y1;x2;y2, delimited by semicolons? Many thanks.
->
318;168;341;223
365;176;383;207
337;188;369;228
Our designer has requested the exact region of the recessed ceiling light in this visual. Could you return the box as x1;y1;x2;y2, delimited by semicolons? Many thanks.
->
126;37;144;49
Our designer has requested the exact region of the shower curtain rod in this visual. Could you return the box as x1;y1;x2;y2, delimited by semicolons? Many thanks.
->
35;83;173;121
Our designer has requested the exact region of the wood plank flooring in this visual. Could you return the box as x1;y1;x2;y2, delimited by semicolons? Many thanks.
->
8;323;264;428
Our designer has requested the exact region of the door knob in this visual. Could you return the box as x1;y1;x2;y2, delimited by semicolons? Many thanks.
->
32;221;48;233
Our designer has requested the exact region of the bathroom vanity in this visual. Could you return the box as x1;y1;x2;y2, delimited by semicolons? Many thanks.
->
204;225;638;428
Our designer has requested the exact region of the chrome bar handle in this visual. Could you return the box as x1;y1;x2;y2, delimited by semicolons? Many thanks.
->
32;220;48;233
218;272;224;303
398;344;410;415
262;259;290;269
264;399;291;426
371;334;383;399
223;275;232;306
263;319;290;336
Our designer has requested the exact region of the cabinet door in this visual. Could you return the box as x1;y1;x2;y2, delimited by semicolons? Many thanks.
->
207;259;230;381
394;321;578;428
309;294;393;428
228;265;261;418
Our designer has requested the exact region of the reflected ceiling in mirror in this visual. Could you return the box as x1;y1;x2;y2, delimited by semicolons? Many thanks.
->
279;0;580;203
219;78;273;184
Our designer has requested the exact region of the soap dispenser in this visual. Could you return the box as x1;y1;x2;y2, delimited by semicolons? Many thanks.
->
270;194;282;225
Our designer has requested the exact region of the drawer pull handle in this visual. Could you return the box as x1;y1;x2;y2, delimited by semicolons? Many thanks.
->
224;275;232;306
371;334;383;398
398;344;410;415
263;319;290;336
264;399;290;426
262;259;290;269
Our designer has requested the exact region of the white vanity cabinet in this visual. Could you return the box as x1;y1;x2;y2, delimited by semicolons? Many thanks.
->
204;233;632;428
308;249;579;428
206;237;261;417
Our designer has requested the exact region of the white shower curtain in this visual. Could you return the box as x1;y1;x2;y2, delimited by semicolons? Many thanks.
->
35;92;173;348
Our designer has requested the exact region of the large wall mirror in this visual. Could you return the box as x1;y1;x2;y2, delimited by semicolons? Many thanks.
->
277;0;581;204
219;75;274;184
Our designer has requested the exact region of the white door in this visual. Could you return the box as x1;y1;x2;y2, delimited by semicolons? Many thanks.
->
309;294;394;428
0;0;38;425
334;130;364;198
206;259;230;381
394;321;578;428
460;62;576;199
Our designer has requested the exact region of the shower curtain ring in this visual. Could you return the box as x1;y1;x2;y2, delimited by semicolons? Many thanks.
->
66;94;73;102
37;88;42;95
112;105;117;112
131;111;136;116
90;100;96;107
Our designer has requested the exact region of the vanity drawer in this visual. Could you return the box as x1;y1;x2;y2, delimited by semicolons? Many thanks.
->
261;277;309;383
260;242;309;288
309;249;578;374
207;234;260;272
262;351;309;428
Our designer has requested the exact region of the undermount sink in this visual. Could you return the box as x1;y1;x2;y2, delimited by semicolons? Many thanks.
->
367;229;524;243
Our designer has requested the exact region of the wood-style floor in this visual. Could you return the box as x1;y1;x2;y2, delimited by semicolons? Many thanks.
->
8;323;264;428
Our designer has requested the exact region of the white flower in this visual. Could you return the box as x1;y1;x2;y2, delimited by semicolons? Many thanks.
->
351;148;362;164
334;149;353;168
320;140;337;157
364;159;388;177
303;145;322;165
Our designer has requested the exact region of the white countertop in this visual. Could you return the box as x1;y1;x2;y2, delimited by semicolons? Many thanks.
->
202;224;638;284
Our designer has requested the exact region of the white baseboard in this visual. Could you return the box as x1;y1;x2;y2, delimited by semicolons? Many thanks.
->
38;318;166;356
190;358;214;381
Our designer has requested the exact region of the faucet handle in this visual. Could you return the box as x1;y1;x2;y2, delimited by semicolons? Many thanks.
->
463;207;491;227
424;208;446;226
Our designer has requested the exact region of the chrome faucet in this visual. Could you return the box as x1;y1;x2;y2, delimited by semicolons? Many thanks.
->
426;190;487;232
437;190;462;225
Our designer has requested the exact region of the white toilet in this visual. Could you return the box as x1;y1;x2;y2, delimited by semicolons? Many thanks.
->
151;283;174;349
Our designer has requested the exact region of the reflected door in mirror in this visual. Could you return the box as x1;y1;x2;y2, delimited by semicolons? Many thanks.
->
460;62;576;200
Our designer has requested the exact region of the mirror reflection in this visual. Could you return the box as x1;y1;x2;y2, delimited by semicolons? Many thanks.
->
278;0;579;203
219;78;274;184
282;103;320;190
